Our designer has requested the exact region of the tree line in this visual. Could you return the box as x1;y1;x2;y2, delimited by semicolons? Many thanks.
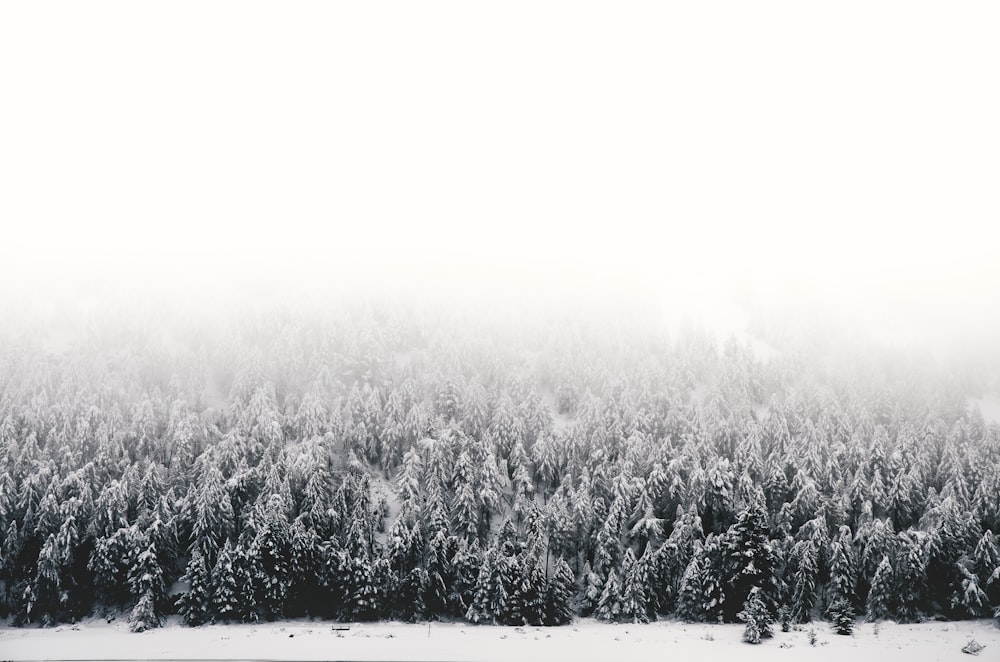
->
1;308;998;631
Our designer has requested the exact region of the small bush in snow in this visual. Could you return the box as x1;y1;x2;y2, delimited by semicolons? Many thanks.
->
827;599;855;635
961;639;985;655
778;605;791;632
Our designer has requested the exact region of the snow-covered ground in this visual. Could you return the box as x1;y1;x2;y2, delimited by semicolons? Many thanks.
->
2;617;997;661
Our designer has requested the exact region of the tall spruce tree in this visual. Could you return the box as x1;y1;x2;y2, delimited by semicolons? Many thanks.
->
827;527;858;610
210;539;240;622
866;555;894;621
595;567;623;622
128;532;166;632
544;558;576;625
467;546;508;624
619;548;650;623
177;548;212;626
789;540;819;623
722;497;776;621
676;551;707;622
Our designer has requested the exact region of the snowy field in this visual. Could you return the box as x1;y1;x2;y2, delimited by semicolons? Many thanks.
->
2;618;998;662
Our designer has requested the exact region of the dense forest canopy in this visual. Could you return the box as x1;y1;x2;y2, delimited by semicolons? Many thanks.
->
1;302;998;632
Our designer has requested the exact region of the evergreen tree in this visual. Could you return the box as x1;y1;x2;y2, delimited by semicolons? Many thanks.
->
450;540;482;619
544;558;575;626
467;547;508;624
953;561;990;618
827;527;858;609
722;497;776;621
789;540;819;623
738;587;773;644
510;554;546;626
893;531;927;622
425;529;456;618
827;598;855;635
595;567;623;622
676;536;725;623
866;555;893;621
287;516;322;617
232;541;259;622
128;533;166;632
177;548;212;626
91;525;139;615
27;534;63;626
336;550;384;622
701;535;727;622
189;465;234;562
394;566;428;622
676;552;706;622
580;562;604;617
210;539;240;622
619;548;650;623
247;495;291;621
970;529;1000;606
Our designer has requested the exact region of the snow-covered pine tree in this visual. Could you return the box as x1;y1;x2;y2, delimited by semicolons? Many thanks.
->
26;534;62;626
827;598;855;635
396;446;424;517
508;441;534;523
700;534;727;622
921;495;975;616
384;517;425;621
452;472;481;543
594;566;623;622
89;528;132;615
544;557;576;626
425;528;457;618
827;526;858;609
189;464;234;562
738;586;773;644
287;515;322;617
128;532;166;632
789;539;819;623
395;566;428;622
247;494;291;621
970;529;1000;606
177;547;212;626
952;561;990;618
511;554;546;626
580;561;603;617
231;540;259;623
497;518;519;555
893;530;927;622
337;551;384;622
722;496;776;621
466;546;508;624
593;495;626;577
676;550;706;622
450;539;482;618
866;555;893;621
210;539;240;622
619;548;650;623
643;541;676;616
627;487;663;555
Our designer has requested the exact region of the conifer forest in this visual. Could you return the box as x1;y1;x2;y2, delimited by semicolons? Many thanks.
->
1;307;998;634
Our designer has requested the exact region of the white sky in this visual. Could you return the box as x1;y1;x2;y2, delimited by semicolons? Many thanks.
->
1;2;998;352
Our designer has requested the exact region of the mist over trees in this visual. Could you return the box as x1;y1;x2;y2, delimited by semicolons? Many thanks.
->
1;305;998;631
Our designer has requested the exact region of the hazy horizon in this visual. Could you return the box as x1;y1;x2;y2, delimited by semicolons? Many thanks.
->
3;2;999;363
